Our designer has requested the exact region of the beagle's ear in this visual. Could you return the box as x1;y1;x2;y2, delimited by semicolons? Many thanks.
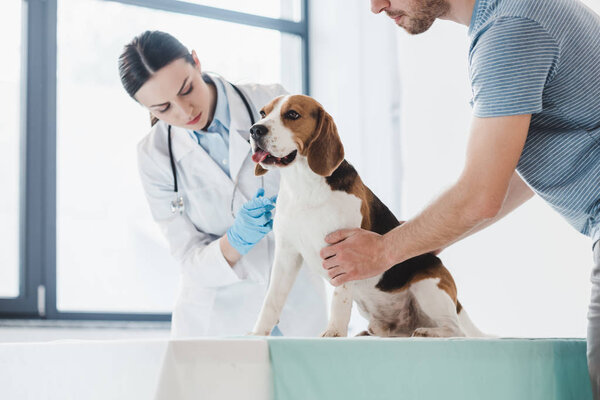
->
307;107;344;176
255;163;269;176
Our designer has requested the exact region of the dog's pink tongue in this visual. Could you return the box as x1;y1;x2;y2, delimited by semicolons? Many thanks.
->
252;149;269;163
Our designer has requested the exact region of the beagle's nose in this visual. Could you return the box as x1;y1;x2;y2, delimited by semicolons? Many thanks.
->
250;124;268;139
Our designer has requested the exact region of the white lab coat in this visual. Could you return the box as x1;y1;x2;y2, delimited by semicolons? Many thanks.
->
137;75;328;337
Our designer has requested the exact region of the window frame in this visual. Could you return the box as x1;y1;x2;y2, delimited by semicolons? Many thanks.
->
0;0;310;322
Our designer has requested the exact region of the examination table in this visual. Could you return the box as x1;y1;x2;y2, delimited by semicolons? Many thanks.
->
0;337;591;399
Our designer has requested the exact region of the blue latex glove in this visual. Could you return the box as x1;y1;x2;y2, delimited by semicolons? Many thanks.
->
227;188;277;255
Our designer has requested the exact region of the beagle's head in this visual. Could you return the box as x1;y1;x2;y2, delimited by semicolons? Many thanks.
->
250;95;344;177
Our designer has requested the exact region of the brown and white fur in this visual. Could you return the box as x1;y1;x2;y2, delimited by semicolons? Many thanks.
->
249;95;484;338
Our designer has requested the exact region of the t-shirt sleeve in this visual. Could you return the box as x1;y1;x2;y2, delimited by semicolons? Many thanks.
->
469;17;560;117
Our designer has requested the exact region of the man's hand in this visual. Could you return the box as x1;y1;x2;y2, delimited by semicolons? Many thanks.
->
320;228;393;286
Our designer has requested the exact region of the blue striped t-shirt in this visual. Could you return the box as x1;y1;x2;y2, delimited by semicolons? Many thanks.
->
468;0;600;243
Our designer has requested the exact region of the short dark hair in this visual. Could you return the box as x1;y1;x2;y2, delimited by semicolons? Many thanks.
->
118;30;194;99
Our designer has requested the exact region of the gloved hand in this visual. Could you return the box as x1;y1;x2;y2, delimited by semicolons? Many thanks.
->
227;188;277;255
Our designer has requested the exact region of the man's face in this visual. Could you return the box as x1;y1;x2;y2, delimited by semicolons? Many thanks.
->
370;0;450;35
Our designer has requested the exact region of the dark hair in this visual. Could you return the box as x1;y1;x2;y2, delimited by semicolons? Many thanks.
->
118;31;194;125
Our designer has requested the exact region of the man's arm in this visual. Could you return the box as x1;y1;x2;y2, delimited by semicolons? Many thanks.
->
320;114;532;286
437;170;534;251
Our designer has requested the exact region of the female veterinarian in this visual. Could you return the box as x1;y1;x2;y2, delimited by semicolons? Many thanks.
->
118;31;327;338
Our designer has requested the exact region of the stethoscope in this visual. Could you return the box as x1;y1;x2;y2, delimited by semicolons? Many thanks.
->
168;82;263;217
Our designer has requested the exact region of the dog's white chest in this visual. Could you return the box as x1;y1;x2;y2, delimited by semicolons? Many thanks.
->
274;173;363;278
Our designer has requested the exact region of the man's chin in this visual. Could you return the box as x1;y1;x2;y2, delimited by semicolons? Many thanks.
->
401;18;436;35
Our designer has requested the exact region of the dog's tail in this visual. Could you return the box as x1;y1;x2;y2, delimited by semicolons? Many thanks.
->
457;305;494;338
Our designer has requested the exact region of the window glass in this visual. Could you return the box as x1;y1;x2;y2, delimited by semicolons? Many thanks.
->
56;0;303;312
0;2;22;298
186;0;302;22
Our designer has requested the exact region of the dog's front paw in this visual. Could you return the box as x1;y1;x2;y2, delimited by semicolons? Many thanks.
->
411;326;464;338
320;329;347;338
411;327;435;337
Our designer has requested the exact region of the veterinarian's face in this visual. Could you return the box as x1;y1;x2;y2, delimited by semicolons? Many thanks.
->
370;0;450;34
135;52;213;130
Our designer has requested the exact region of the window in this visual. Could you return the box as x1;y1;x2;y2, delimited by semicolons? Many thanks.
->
0;0;308;319
56;0;303;314
187;0;302;21
0;1;22;299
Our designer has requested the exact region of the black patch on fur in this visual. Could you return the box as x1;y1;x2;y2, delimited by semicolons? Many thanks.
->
360;169;443;292
325;159;357;192
360;166;443;292
368;189;400;236
376;254;443;293
327;159;442;293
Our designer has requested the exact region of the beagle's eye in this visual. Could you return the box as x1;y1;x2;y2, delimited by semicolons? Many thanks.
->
259;110;266;118
285;110;300;120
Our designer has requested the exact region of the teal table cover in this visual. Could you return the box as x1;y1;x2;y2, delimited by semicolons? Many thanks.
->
267;338;591;400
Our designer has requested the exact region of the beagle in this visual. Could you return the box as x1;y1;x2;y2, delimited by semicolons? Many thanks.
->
249;95;484;338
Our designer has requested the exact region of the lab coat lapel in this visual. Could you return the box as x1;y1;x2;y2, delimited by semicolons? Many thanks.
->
170;125;198;162
171;124;234;190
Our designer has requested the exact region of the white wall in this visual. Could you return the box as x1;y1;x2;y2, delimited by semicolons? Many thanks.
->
585;0;600;15
309;0;402;214
395;3;599;337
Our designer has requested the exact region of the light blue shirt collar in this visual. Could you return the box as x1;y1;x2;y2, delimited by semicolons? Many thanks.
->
202;75;230;135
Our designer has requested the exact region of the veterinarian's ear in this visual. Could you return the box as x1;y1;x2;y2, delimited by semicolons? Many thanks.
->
255;163;269;176
307;107;344;176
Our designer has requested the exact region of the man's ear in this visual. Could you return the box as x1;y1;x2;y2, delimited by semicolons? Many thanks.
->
255;163;268;176
306;107;344;176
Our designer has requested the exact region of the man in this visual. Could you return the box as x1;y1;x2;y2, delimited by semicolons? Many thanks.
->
319;0;600;394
